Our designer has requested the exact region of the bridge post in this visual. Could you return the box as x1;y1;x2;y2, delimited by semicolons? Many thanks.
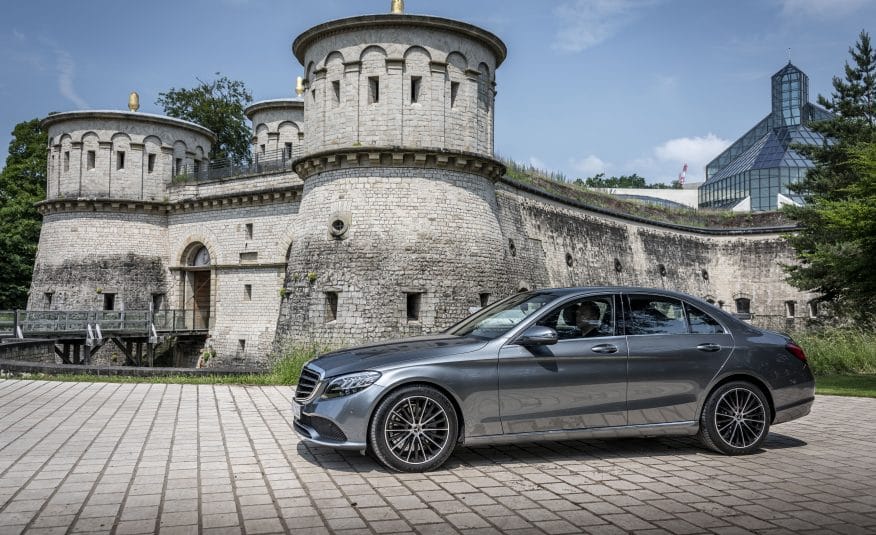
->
13;310;19;338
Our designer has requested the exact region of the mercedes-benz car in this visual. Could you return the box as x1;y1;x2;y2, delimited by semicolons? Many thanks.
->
292;287;815;472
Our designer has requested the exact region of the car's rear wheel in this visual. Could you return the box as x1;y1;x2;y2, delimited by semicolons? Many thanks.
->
369;385;458;472
699;381;770;455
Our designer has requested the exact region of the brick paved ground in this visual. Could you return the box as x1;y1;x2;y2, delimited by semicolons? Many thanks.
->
0;380;874;535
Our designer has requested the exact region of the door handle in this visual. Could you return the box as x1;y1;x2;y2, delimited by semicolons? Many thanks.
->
591;344;618;354
697;343;721;352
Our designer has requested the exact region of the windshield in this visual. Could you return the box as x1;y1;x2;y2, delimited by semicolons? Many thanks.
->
447;292;557;340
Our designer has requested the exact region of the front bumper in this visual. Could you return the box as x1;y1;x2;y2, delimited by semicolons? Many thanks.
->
291;383;387;450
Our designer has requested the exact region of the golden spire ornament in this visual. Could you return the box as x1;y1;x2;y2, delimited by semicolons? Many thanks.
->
128;91;140;112
391;0;404;14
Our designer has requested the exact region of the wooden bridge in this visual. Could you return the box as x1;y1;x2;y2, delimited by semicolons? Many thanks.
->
0;310;209;366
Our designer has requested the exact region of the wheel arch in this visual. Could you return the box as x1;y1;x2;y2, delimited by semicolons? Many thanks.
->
702;373;776;423
368;380;466;445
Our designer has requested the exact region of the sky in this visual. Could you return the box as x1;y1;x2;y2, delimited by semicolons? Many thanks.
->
0;0;873;184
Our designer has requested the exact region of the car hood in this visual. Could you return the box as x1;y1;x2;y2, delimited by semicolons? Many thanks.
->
308;334;488;377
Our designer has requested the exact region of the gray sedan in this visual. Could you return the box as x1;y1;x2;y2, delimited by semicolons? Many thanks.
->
292;287;815;472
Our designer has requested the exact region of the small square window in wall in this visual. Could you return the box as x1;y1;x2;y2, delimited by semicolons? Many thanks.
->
87;150;96;170
785;301;796;318
406;293;422;322
245;223;253;240
369;77;380;104
103;293;116;311
151;293;165;312
244;284;252;301
325;292;339;323
479;293;490;308
808;301;819;318
116;151;125;170
239;252;258;264
238;339;246;352
147;154;156;173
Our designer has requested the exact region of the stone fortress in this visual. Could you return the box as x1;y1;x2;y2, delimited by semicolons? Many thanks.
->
28;1;818;368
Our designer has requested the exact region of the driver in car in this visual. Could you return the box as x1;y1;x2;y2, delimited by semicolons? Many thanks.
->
575;301;603;337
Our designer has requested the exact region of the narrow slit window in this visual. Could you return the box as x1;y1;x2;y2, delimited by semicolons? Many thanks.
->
285;142;293;159
151;293;165;312
332;80;341;104
103;293;116;311
259;144;265;156
245;223;253;240
44;292;53;309
86;150;96;170
193;160;200;174
369;77;380;104
147;153;156;173
808;301;819;318
785;301;796;318
450;82;460;108
175;158;182;175
64;151;70;172
325;292;339;323
238;339;246;352
406;293;422;322
116;151;125;170
244;284;252;301
479;293;490;308
411;76;422;103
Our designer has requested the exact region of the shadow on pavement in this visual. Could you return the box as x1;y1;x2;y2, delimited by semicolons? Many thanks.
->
295;431;807;473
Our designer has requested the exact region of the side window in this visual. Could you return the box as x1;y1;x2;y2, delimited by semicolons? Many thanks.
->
626;295;687;335
685;303;725;335
538;296;615;340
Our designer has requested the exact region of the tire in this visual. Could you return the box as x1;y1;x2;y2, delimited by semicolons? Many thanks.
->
369;385;459;472
698;381;771;455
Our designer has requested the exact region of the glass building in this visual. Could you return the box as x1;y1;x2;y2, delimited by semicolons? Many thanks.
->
699;63;833;211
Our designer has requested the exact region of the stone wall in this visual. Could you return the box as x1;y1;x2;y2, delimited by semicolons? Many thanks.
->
276;162;509;347
0;340;57;364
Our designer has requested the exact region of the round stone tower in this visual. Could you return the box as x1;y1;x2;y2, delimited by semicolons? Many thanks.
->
245;99;305;163
276;6;510;344
30;110;215;312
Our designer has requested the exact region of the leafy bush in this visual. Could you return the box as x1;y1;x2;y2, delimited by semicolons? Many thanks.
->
795;329;876;376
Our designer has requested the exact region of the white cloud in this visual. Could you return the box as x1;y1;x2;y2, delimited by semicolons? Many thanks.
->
529;156;548;170
552;0;657;52
777;0;870;18
12;29;25;42
55;48;88;109
570;154;610;176
650;133;730;182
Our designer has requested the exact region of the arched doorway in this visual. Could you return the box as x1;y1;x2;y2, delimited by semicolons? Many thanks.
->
184;245;211;330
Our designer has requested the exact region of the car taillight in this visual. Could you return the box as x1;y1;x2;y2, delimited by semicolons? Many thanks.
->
786;342;807;362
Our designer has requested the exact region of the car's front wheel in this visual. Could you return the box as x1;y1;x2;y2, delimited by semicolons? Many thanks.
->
368;385;458;472
699;381;771;455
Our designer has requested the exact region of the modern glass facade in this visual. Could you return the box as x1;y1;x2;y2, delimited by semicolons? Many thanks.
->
699;63;833;211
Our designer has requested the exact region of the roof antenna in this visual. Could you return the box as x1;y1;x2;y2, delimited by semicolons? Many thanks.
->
787;47;792;64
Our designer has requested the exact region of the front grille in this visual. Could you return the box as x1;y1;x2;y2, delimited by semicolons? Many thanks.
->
295;366;321;401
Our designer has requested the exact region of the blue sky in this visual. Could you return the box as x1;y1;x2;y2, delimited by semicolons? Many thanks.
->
1;0;873;184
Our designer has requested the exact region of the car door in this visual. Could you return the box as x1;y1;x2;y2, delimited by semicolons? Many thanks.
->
624;293;734;425
498;294;629;434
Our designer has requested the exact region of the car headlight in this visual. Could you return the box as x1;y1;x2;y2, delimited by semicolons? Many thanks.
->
321;371;381;399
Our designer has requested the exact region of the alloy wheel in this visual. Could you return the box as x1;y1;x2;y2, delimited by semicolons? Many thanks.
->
714;387;766;449
384;396;450;465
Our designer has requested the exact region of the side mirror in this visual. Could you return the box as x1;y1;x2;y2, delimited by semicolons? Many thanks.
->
516;325;558;346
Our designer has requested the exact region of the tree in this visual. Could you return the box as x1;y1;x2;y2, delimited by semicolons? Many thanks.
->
574;173;676;189
157;74;253;164
784;30;876;321
0;118;47;309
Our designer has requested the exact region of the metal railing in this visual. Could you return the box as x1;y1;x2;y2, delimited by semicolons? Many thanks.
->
173;146;303;183
1;309;210;338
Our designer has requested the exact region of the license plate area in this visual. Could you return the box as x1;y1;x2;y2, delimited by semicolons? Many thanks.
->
292;403;302;420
